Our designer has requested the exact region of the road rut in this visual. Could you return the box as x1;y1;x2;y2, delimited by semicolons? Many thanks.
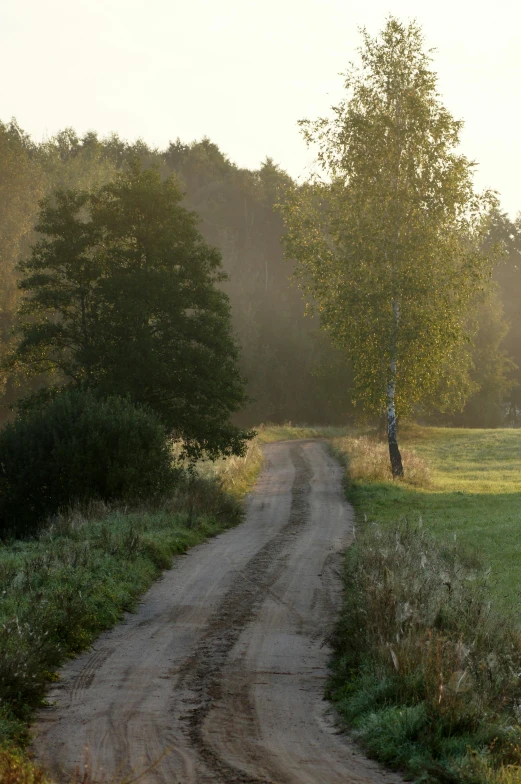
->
32;440;403;784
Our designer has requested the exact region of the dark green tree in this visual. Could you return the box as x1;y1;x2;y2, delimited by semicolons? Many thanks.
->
10;162;252;460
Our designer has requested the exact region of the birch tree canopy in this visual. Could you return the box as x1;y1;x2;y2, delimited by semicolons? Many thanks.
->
281;17;496;476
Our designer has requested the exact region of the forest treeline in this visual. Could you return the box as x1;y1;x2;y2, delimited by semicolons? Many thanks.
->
0;118;519;428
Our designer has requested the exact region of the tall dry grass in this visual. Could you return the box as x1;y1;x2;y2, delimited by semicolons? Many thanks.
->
331;435;431;487
199;437;263;498
332;522;521;782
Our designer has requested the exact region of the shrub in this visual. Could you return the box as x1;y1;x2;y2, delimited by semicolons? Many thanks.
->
0;389;177;538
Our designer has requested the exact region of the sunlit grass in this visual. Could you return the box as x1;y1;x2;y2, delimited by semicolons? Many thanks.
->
256;423;351;443
403;423;521;492
330;434;431;487
196;437;263;498
336;425;521;613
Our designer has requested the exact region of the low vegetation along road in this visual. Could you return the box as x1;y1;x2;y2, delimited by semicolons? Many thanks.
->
33;441;402;784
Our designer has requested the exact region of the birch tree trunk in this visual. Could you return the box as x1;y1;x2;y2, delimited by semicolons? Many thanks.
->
387;300;404;477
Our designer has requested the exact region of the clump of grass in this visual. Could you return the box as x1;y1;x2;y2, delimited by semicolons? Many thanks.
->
218;438;264;497
331;435;431;487
331;522;521;782
197;437;263;499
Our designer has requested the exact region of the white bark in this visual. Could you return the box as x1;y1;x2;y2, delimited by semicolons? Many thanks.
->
387;356;398;441
387;300;403;477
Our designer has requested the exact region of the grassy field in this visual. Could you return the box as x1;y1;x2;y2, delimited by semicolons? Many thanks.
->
334;425;521;611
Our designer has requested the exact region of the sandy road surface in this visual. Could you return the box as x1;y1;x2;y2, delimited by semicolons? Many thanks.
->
33;440;403;784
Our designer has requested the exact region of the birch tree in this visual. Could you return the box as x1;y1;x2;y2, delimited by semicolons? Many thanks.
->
281;17;495;476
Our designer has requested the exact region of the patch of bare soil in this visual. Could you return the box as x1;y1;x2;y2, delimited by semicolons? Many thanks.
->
32;441;403;784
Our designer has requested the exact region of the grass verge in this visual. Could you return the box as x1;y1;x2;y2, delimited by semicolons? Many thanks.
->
333;426;521;610
330;426;521;783
330;521;521;783
0;438;262;773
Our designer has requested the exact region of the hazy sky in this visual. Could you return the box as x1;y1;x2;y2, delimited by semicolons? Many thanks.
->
1;0;520;215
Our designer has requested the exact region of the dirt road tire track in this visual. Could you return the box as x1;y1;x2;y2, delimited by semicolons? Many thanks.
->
32;440;403;784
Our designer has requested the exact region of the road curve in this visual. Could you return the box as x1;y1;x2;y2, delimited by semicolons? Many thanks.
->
32;440;403;784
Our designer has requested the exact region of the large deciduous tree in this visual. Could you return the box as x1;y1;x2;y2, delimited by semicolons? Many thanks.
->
9;162;252;460
281;17;495;476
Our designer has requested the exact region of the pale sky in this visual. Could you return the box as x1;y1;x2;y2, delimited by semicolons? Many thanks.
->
1;0;520;216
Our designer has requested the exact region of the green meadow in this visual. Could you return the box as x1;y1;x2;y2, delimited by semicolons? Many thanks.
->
345;426;521;611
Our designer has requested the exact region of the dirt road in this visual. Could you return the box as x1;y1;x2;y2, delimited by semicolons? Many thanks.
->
33;440;402;784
